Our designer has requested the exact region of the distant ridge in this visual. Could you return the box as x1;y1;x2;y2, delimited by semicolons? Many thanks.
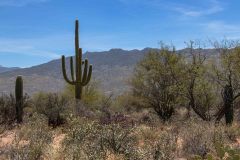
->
0;48;218;95
0;65;19;73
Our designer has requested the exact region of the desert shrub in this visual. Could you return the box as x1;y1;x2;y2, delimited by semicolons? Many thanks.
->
131;45;184;122
181;120;227;158
112;92;145;113
33;92;69;128
193;144;240;160
213;144;240;159
0;94;15;126
62;117;106;160
99;124;138;157
224;123;240;142
99;112;135;128
0;93;29;127
63;80;103;108
5;113;52;160
152;130;178;160
138;126;161;144
62;116;141;160
135;126;178;160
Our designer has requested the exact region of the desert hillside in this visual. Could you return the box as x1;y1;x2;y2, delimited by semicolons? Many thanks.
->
0;48;218;95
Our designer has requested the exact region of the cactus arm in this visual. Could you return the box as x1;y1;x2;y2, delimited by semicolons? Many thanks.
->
61;55;75;85
82;65;92;86
81;59;88;84
70;56;75;81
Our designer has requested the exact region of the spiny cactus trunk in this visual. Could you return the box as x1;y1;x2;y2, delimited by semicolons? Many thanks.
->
223;85;234;125
15;76;23;123
75;84;82;99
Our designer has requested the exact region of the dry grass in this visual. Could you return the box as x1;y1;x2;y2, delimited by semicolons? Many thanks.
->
0;95;240;160
0;112;240;160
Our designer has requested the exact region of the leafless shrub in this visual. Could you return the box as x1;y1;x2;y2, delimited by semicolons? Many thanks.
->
152;130;178;160
33;93;69;128
181;120;226;158
0;93;29;127
5;113;52;160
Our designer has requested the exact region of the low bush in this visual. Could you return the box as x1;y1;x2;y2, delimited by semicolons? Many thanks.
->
152;130;178;160
0;94;15;126
62;116;141;159
181;120;227;158
33;92;69;128
5;114;52;160
0;93;29;127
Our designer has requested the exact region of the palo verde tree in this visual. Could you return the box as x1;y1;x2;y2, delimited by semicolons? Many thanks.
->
212;39;240;125
61;20;92;100
182;41;217;121
131;44;183;122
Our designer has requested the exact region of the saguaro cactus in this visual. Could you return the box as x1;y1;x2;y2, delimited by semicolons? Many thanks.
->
61;20;92;100
223;85;234;125
15;76;23;123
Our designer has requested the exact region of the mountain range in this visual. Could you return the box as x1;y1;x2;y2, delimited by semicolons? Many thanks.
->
0;48;218;95
0;66;19;73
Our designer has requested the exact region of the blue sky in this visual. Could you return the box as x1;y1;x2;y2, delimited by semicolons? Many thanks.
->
0;0;239;67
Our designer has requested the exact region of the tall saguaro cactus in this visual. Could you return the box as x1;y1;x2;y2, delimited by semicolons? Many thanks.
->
61;20;92;100
15;76;23;123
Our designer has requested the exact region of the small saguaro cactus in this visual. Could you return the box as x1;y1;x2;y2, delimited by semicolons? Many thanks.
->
61;20;92;100
223;85;234;125
15;76;23;123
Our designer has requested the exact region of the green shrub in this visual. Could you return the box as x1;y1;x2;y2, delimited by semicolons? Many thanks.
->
130;46;184;122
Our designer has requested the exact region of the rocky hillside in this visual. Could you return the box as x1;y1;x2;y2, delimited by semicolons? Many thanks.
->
0;48;218;95
0;48;153;95
0;66;19;73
